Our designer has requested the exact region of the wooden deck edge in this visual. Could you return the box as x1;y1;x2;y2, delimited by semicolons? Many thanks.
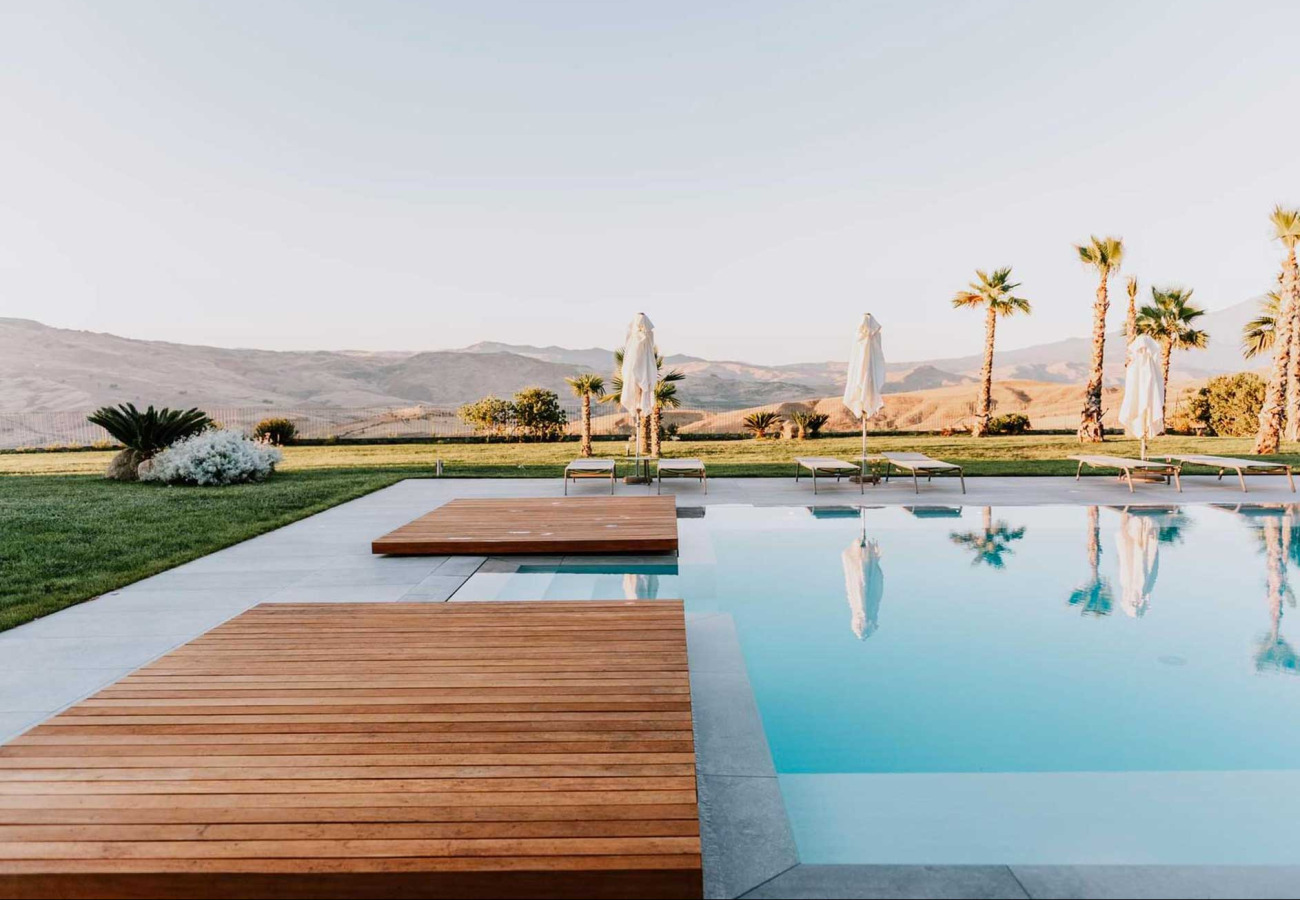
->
0;867;704;900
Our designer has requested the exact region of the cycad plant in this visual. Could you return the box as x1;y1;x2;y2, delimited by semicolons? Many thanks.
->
565;373;605;458
1075;235;1124;442
1134;286;1208;419
742;410;783;439
1255;207;1300;454
951;267;1031;436
790;410;829;439
87;403;212;481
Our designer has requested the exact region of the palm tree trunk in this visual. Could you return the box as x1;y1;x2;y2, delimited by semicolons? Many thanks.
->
639;413;650;457
579;395;592;458
1256;250;1300;454
1160;340;1172;422
1125;290;1137;350
1288;301;1300;441
650;405;662;458
972;308;996;437
1079;276;1110;442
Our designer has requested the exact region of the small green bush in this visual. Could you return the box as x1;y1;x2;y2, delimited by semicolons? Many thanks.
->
252;417;298;446
985;412;1031;435
511;387;568;441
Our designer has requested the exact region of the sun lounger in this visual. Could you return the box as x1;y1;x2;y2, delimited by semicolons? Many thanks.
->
1069;455;1182;493
872;452;966;494
1165;454;1296;494
795;457;863;494
563;458;617;495
656;457;706;494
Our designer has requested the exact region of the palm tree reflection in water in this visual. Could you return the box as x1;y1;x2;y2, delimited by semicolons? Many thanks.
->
949;507;1026;570
1069;506;1114;617
1250;507;1300;675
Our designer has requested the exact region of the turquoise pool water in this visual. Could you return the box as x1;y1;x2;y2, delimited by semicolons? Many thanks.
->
455;503;1300;864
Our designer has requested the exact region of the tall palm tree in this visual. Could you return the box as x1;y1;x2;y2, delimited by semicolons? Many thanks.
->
951;267;1032;437
1124;275;1140;351
565;373;605;458
1075;236;1124;442
650;377;683;457
949;507;1026;568
1134;286;1208;418
1255;207;1300;454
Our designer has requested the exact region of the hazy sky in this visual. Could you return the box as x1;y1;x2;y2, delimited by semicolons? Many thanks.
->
3;0;1299;364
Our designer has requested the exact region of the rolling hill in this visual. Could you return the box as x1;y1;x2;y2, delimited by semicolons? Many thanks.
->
0;298;1269;413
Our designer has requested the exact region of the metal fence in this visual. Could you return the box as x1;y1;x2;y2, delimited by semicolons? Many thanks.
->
0;393;1121;450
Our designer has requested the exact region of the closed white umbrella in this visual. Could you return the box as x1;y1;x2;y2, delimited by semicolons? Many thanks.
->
1115;510;1159;618
620;313;658;480
843;313;887;463
1118;334;1164;460
841;525;884;640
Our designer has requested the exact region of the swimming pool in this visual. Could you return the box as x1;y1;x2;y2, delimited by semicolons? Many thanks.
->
454;503;1300;865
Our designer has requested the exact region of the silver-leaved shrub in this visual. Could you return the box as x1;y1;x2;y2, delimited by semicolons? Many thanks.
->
140;429;282;486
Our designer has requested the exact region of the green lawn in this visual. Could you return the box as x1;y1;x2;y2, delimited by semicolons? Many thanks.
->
5;434;1299;634
0;468;427;632
5;434;1300;478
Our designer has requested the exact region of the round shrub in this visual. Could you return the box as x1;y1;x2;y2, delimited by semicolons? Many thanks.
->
140;429;282;486
253;417;298;446
985;412;1031;435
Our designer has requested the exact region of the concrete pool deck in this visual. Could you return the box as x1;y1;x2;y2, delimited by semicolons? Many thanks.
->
4;475;1300;898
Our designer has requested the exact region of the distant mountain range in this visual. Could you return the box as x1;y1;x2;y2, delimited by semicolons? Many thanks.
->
0;298;1268;412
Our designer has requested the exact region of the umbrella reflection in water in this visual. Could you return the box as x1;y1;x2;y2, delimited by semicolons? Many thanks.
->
841;510;883;640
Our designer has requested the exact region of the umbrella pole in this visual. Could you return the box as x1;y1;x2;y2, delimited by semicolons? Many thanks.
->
1141;436;1147;461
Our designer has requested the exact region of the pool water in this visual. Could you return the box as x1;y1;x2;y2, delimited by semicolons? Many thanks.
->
455;503;1300;864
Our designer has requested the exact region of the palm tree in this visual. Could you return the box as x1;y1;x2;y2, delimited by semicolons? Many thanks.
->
565;373;605;458
650;376;683;457
607;348;685;457
951;267;1031;437
1068;506;1113;616
1134;286;1208;419
1255;206;1300;454
1075;235;1124;442
1124;276;1139;358
949;507;1026;568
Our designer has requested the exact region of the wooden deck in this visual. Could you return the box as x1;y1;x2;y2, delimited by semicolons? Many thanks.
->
0;601;701;899
372;497;679;556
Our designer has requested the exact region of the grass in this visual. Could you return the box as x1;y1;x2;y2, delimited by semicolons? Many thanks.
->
0;467;427;632
6;434;1300;478
5;433;1300;633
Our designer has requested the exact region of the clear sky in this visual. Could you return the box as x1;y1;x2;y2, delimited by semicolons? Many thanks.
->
2;0;1299;364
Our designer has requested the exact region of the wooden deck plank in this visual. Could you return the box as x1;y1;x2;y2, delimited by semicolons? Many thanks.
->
371;497;679;555
0;601;700;899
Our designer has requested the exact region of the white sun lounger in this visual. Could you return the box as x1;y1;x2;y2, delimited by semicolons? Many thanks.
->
794;457;863;494
1070;455;1182;493
563;458;617;495
656;458;707;494
872;452;966;494
1165;454;1295;494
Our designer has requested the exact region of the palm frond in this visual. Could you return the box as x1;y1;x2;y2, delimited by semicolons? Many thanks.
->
1271;205;1300;249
